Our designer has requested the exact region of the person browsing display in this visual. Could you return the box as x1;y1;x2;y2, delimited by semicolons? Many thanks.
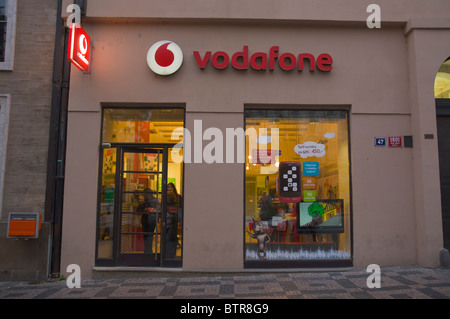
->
138;188;158;254
165;182;182;258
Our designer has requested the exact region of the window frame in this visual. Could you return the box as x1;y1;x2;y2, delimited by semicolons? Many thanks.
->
95;105;186;267
243;107;353;269
0;0;16;71
0;94;11;218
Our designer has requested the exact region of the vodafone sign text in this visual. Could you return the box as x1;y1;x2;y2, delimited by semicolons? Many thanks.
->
194;46;333;72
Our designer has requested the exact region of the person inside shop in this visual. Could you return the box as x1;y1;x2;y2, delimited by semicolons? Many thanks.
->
131;190;140;210
165;182;182;258
138;188;158;254
259;186;289;241
259;186;279;221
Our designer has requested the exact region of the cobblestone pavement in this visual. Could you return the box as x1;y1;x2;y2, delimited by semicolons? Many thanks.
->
0;266;449;299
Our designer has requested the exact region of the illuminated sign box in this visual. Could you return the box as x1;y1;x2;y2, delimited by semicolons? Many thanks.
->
68;24;91;72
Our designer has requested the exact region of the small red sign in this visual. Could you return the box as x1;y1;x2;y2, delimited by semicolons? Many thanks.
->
388;136;402;147
252;149;276;164
68;25;91;72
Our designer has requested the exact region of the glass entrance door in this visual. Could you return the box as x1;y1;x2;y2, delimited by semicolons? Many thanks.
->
116;147;182;267
96;107;184;267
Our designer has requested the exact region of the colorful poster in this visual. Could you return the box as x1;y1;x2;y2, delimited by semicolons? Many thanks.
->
294;141;326;158
103;149;115;174
303;190;317;202
302;161;319;176
143;153;158;171
302;176;317;190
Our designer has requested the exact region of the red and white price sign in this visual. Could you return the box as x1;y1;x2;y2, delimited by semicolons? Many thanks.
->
388;136;402;148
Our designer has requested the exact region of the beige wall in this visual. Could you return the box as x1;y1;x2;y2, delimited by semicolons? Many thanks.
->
406;28;450;267
61;112;100;277
80;0;450;22
61;2;450;276
67;23;411;113
183;113;244;270
351;114;416;267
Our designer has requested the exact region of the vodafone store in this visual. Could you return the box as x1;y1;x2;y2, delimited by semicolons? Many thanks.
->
60;0;450;277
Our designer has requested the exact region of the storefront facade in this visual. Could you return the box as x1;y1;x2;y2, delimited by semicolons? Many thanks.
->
59;0;450;277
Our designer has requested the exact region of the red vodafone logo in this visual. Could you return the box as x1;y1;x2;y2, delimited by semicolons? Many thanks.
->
194;46;333;72
147;41;183;75
68;25;91;72
146;42;333;75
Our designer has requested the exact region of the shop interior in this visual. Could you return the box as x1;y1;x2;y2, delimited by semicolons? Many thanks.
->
245;110;351;261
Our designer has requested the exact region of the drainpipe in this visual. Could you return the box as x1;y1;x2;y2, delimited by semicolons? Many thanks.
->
45;0;85;278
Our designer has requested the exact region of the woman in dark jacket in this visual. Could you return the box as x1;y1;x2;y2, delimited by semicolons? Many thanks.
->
165;182;182;258
138;188;158;254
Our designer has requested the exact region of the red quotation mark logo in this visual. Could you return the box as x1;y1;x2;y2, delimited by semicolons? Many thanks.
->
147;41;183;75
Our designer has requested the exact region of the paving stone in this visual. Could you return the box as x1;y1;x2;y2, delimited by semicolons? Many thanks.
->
0;266;449;300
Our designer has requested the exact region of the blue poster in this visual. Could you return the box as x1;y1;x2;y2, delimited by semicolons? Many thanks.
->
303;161;319;176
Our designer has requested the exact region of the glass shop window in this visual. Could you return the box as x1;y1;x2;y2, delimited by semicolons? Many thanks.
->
244;109;351;266
102;108;184;144
435;58;450;99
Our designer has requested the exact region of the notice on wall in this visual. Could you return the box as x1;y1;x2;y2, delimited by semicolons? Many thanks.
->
374;137;386;147
388;136;402;148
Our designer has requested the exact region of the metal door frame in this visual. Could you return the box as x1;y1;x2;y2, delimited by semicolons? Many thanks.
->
111;143;181;267
436;98;450;251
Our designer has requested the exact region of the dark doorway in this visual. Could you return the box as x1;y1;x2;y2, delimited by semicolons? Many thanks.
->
436;99;450;250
